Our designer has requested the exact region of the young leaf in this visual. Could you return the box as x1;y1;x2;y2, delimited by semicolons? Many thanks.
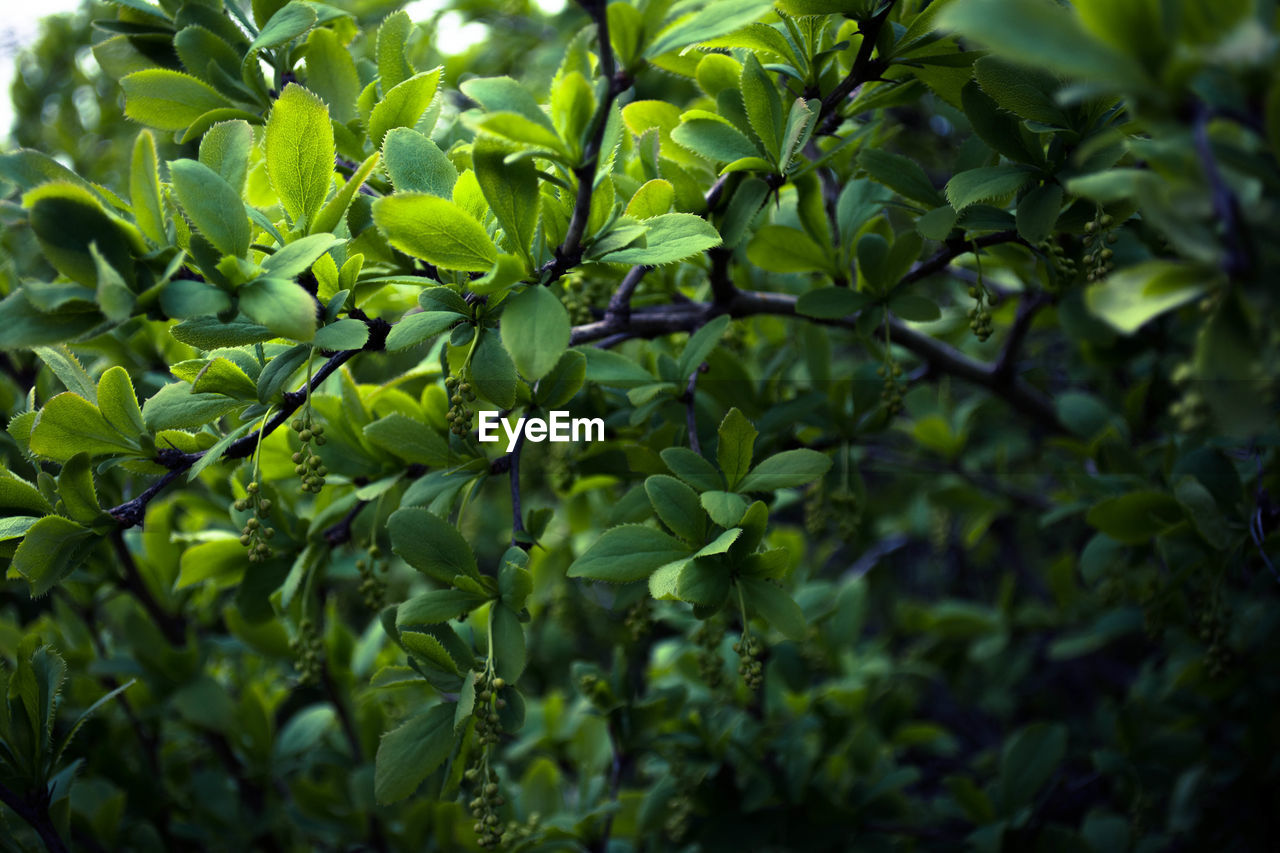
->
239;278;317;341
491;604;526;682
740;53;783;163
266;84;335;229
473;136;538;260
376;9;415;91
383;128;457;198
385;311;459;352
169;159;250;259
371;193;498;272
368;69;443;149
30;392;138;460
598;213;722;266
130;130;165;245
676;314;731;378
120;69;234;131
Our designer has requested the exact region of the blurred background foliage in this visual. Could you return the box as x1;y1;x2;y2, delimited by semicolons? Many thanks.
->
0;1;1278;852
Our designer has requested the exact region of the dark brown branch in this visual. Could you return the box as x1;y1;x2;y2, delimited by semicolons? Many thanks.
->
1193;101;1254;279
603;265;650;326
816;0;898;135
110;531;185;645
508;428;529;549
541;1;631;281
995;292;1048;384
682;364;708;456
108;346;360;528
0;779;69;853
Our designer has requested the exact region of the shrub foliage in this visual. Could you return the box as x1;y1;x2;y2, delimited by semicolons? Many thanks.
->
0;0;1277;850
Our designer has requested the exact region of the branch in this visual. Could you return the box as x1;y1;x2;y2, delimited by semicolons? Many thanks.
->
994;291;1048;384
508;428;528;549
570;278;1063;432
603;265;650;326
1193;101;1254;279
682;364;708;455
816;0;898;135
108;345;363;528
541;1;631;281
0;780;69;853
110;530;185;645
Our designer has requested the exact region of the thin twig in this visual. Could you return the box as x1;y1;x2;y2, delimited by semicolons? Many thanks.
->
683;363;708;455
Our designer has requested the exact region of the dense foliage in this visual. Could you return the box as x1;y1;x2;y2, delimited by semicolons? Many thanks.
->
1;0;1277;850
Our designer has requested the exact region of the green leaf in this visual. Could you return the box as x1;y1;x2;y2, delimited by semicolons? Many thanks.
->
1085;491;1182;544
23;183;137;288
498;548;533;610
385;311;459;352
56;453;101;525
469;330;518;408
1016;183;1063;244
191;357;257;398
677;314;731;379
567;524;693;583
250;1;316;52
175;538;246;590
398;589;489;627
746;225;833;274
368;69;443;150
238;278;317;341
859;148;943;206
13;516;97;597
120;69;233;131
266;84;335;229
700;490;748;528
996;723;1067;815
383;128;456;198
645;0;774;58
945;165;1037;211
313;318;369;351
676;558;730;606
261;234;342;279
796;288;871;319
974;56;1068;127
376;10;415;91
364;413;450;466
938;0;1148;91
374;704;455;804
737;449;831;492
625;179;675;219
716;408;756;490
740;54;783;162
739;576;806;641
661;446;723;492
371;193;497;272
888;293;941;322
388;507;481;584
169;159;250;259
130;131;165;245
303;27;360;122
310;151;380;236
670;117;760;165
474;136;538;260
401;631;459;673
534;350;586;409
598;213;723;266
142;382;245;431
645;475;707;543
491;604;526;682
199;122;255;204
582;349;653;387
0;517;38;542
30;392;138;461
501;286;571;381
1085;261;1212;335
